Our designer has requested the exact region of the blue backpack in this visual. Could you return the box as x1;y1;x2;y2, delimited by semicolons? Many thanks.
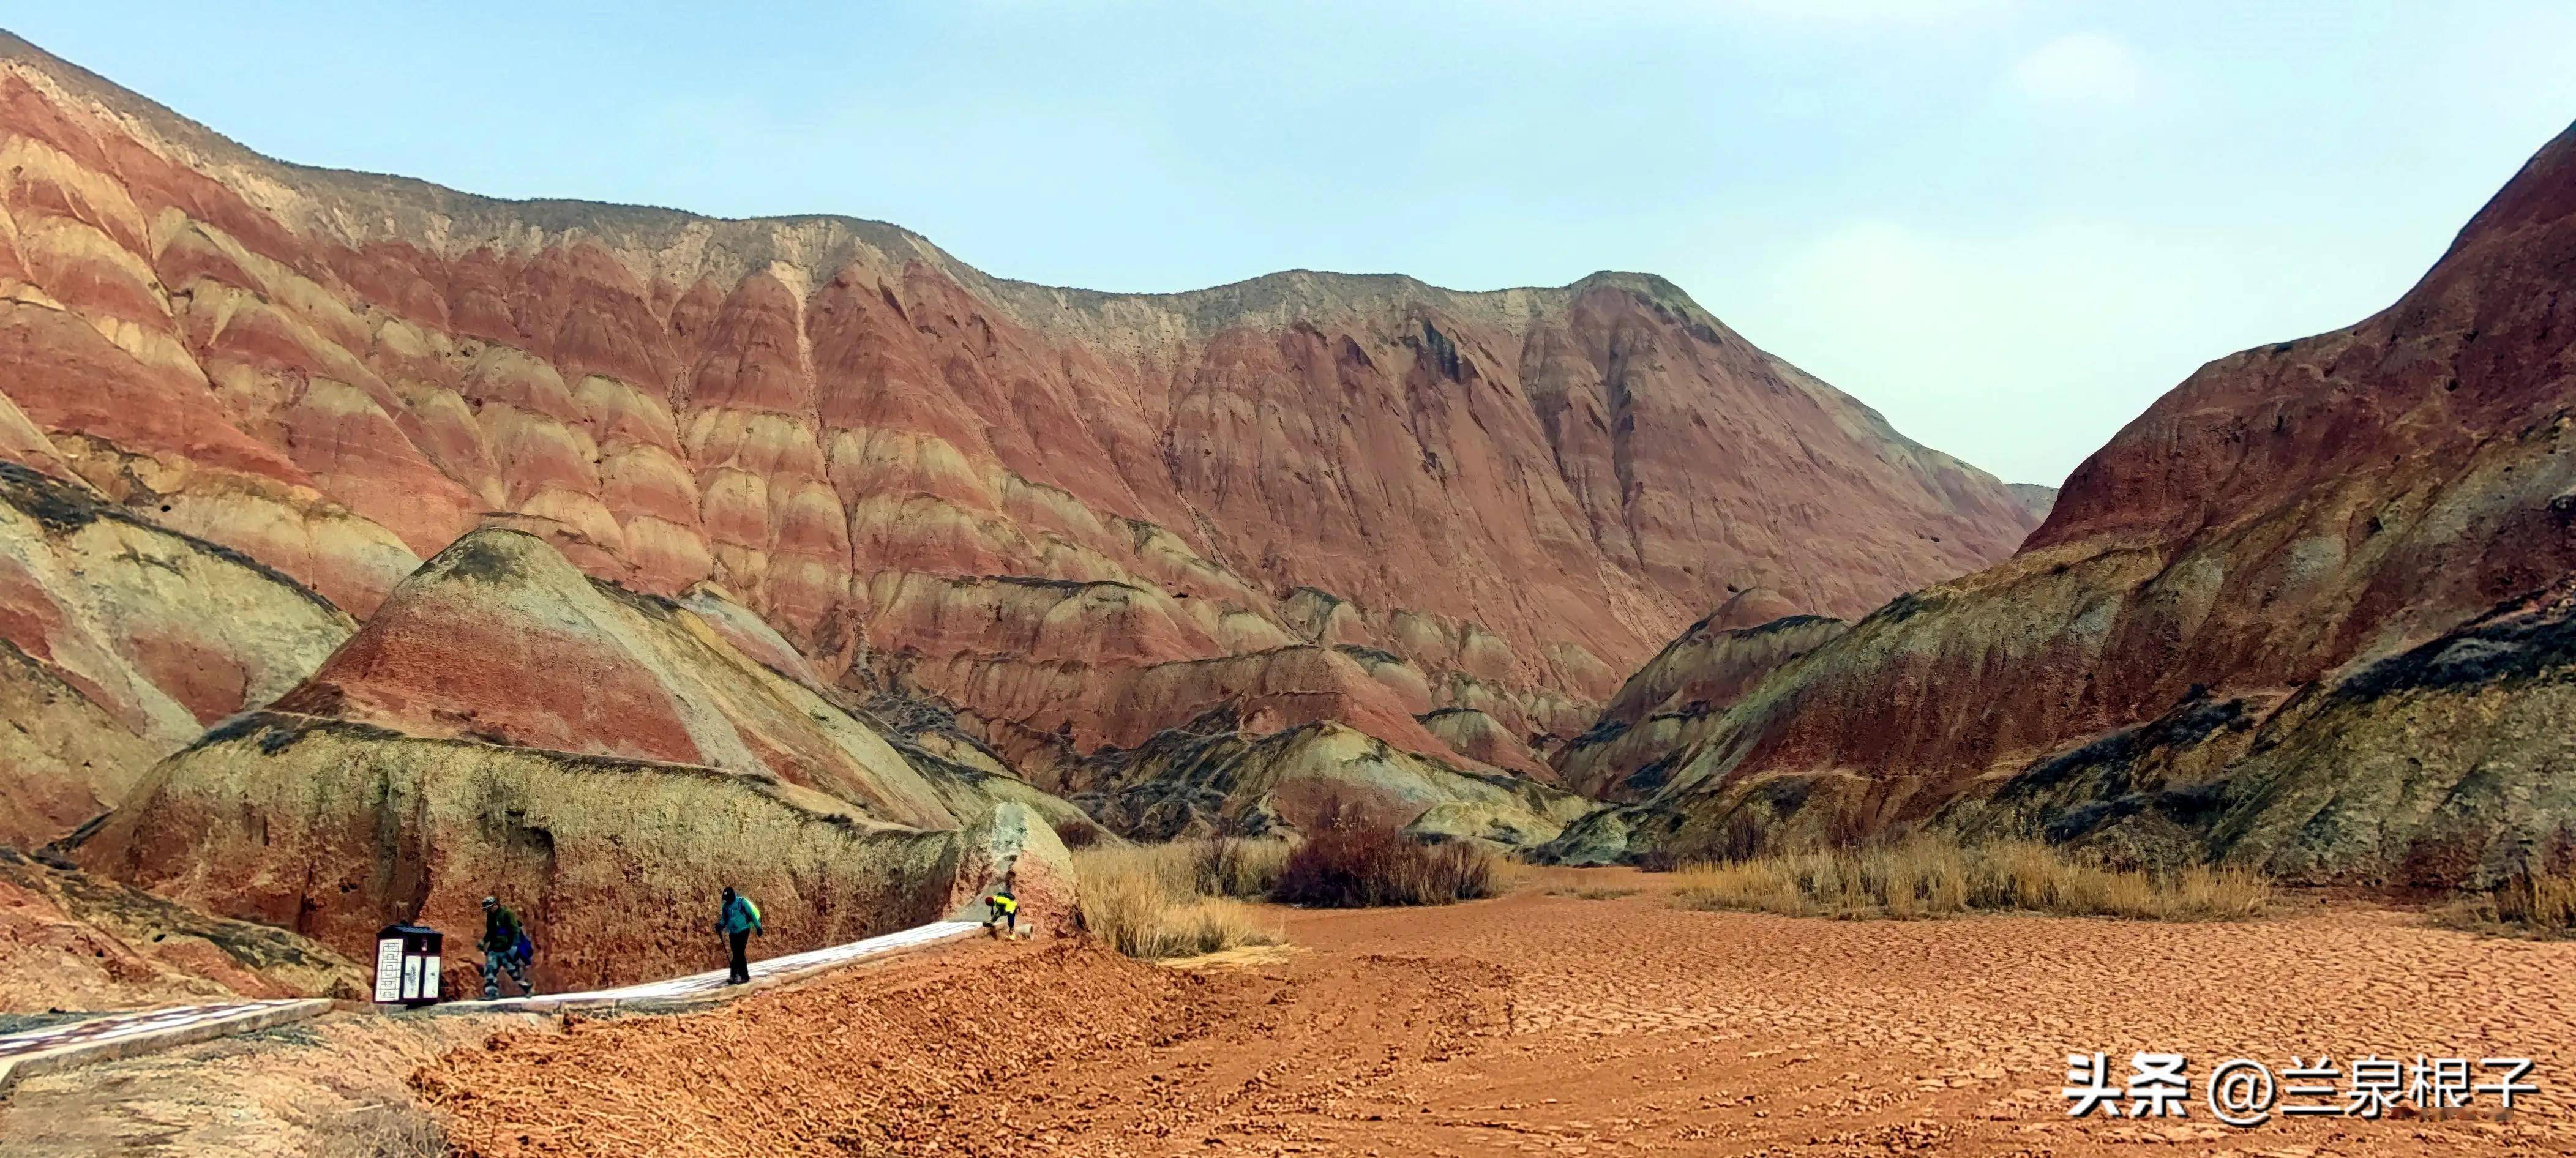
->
514;929;536;962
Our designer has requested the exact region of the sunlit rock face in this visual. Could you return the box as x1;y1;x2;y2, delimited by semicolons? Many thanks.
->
0;31;2035;788
1545;121;2576;886
0;461;352;846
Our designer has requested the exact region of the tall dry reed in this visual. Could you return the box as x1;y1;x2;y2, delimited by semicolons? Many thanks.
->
1669;838;2269;922
2433;865;2576;938
1073;839;1289;958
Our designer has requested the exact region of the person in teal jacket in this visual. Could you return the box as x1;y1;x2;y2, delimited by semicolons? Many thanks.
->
717;886;763;984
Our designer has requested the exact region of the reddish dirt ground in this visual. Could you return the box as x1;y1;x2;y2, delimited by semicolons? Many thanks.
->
421;869;2576;1156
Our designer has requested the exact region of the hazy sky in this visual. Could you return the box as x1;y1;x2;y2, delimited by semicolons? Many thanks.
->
18;2;2576;485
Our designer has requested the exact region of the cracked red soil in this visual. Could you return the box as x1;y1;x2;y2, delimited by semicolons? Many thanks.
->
419;869;2576;1156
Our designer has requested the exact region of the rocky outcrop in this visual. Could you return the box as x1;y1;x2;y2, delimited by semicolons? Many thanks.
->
1935;579;2576;886
1068;708;1592;850
896;640;1497;786
0;31;2038;792
1545;121;2576;886
77;716;964;992
2203;580;2576;883
271;527;963;829
934;801;1077;938
1419;707;1554;782
0;462;351;846
1551;613;1844;800
73;528;1085;989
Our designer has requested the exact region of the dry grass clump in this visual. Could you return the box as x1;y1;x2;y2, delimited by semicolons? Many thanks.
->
1669;838;2269;922
1192;837;1291;898
313;1104;449;1158
1543;886;1639;901
2433;867;2576;938
1271;797;1505;908
1073;840;1287;959
2496;869;2576;932
1571;887;1639;901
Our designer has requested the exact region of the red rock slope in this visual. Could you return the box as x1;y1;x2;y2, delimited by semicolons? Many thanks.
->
0;31;2038;781
0;846;361;1012
1546;119;2576;885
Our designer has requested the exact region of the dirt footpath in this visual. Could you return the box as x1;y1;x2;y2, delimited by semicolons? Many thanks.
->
425;869;2576;1156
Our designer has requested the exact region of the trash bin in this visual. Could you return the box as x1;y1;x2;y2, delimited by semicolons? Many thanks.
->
373;924;444;1007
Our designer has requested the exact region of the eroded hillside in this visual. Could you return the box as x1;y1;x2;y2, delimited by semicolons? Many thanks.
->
1548;119;2576;886
0;29;2037;801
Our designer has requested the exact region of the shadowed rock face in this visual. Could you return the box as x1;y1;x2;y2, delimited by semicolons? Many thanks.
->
78;715;966;992
1546;121;2576;884
0;32;2037;783
1550;612;1846;801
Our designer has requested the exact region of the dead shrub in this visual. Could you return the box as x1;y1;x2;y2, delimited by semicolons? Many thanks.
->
1712;809;1767;864
2495;868;2576;932
2428;829;2576;938
2483;875;2576;936
2433;866;2576;938
1053;818;1110;850
1669;837;2269;922
1271;794;1502;908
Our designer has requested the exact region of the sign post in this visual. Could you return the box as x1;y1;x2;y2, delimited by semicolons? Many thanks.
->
373;924;445;1007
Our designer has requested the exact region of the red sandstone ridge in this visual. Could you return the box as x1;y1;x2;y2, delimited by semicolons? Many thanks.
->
78;527;1084;990
1544;120;2576;886
0;31;2037;786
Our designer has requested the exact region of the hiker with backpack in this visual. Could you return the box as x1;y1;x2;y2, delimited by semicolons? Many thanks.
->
717;886;763;984
477;895;537;999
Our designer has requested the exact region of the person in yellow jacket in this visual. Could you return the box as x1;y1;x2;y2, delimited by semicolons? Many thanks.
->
984;889;1020;939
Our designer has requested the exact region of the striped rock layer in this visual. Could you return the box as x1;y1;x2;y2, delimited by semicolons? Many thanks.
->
0;31;2039;793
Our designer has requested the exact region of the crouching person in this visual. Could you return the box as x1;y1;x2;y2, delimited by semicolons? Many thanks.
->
477;895;537;999
984;888;1022;939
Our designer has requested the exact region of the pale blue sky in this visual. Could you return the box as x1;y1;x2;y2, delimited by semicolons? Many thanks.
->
18;2;2576;484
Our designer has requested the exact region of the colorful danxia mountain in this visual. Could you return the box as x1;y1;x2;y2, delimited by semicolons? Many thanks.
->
6;20;2575;1032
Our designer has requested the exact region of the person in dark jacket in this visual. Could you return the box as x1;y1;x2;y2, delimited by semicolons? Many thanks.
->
477;895;536;999
717;886;763;984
